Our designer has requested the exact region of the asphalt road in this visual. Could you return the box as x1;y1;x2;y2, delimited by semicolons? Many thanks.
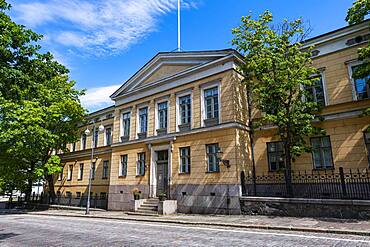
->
0;214;370;247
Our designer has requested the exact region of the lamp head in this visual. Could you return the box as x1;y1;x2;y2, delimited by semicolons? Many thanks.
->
98;124;105;132
84;128;90;136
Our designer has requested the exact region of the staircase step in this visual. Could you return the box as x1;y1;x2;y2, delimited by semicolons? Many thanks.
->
137;207;158;211
139;205;158;210
142;203;158;207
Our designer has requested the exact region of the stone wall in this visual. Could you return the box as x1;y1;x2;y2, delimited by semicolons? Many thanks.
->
240;196;370;219
171;184;241;215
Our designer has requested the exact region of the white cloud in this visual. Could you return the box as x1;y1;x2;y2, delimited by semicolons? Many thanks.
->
80;84;121;112
12;0;198;56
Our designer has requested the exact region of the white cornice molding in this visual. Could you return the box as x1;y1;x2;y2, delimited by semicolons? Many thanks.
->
303;20;370;48
110;121;249;148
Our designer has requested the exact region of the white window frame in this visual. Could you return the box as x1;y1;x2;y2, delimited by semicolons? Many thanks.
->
347;60;367;101
78;163;84;180
200;81;221;127
67;165;73;180
154;98;169;135
119;154;128;177
136;105;149;138
104;126;113;146
80;134;87;151
305;71;329;106
179;146;191;174
120;110;131;139
136;152;146;176
91;129;99;148
176;90;193;132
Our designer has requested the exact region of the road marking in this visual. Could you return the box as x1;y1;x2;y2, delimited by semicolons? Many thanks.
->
16;214;370;244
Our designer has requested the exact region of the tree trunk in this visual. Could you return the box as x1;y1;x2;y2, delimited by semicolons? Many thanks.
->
25;163;35;203
47;174;56;203
284;131;294;197
25;177;33;203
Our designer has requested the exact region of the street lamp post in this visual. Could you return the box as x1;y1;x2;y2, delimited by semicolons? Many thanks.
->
85;123;104;215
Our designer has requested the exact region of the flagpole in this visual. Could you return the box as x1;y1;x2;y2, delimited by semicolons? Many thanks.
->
177;0;181;51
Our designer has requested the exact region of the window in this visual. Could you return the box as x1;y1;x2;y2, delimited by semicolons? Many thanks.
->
81;134;87;150
105;127;112;146
206;144;219;172
100;192;107;200
306;75;326;106
78;163;84;180
76;192;81;199
72;142;76;152
267;142;285;172
93;129;99;148
179;147;191;173
102;160;109;179
137;153;146;176
179;95;191;125
364;132;370;166
311;136;334;169
57;172;62;181
351;65;370;100
120;155;128;177
138;107;148;134
67;165;73;181
121;112;131;140
91;162;96;180
204;87;219;120
66;191;72;198
158;102;168;130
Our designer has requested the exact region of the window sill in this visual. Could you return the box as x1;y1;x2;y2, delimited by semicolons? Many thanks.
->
178;123;191;132
137;132;147;139
102;177;108;180
118;176;127;178
204;118;219;127
120;136;129;142
179;172;190;175
156;128;167;136
136;174;145;177
312;167;335;171
206;171;220;174
77;179;83;181
67;179;72;181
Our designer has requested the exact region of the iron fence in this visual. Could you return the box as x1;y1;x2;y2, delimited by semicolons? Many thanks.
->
42;194;108;209
242;167;370;200
6;193;108;210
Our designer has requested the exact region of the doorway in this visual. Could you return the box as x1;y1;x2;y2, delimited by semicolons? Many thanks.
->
156;150;169;196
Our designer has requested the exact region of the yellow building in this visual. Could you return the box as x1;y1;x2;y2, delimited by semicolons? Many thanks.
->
56;21;370;214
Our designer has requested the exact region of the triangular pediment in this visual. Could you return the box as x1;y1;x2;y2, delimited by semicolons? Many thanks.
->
111;50;237;99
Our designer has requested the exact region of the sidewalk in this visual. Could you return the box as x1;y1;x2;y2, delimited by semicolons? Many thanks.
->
20;209;370;236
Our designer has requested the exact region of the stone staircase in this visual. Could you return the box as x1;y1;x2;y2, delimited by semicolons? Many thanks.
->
128;198;159;216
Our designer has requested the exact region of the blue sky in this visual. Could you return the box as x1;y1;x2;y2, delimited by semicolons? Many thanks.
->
9;0;354;112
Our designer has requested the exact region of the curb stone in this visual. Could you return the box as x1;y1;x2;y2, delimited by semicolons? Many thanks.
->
28;212;370;237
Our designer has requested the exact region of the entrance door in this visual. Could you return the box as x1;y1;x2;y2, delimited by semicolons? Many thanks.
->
156;150;169;196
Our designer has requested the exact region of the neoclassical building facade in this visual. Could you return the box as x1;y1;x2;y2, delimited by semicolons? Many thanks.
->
55;20;370;214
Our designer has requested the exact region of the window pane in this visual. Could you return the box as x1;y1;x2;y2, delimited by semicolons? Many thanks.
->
321;136;331;147
312;150;322;168
322;148;333;168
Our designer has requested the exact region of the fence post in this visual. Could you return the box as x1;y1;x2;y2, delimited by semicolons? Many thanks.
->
339;167;347;198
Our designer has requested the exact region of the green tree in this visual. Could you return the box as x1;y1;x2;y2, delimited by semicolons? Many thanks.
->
346;0;370;116
0;1;86;201
232;11;324;196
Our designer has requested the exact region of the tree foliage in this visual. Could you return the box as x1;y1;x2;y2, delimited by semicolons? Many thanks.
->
346;0;370;116
0;0;86;198
232;11;324;195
